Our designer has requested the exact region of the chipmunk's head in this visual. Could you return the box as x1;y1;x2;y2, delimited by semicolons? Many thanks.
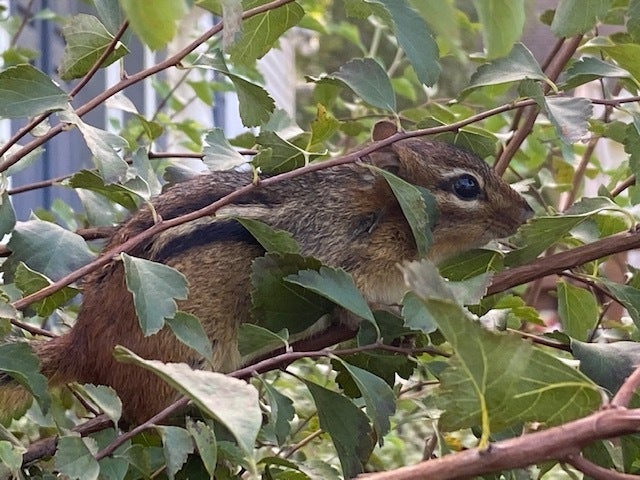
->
368;123;533;262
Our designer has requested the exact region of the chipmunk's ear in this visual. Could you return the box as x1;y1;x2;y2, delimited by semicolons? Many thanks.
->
368;120;401;172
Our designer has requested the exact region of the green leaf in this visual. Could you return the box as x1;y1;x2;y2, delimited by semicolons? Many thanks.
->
332;358;396;443
0;190;15;237
286;266;376;325
166;311;213;362
557;281;599;341
0;64;69;118
78;384;122;426
54;436;99;480
253;131;307;174
308;104;340;149
114;347;261;457
120;0;188;50
571;340;640;394
59;14;129;80
563;57;635;89
121;254;189;336
544;96;592;144
186;419;217;478
472;0;525;59
0;441;23;477
14;262;79;317
601;280;640;330
587;41;640;83
228;0;304;65
251;253;334;335
259;377;295;446
235;217;300;255
550;0;612;37
59;111;129;184
370;165;438;258
402;260;600;446
202;128;247;171
305;381;374;478
465;43;547;93
506;197;622;266
7;219;96;281
0;342;50;415
368;0;440;85
237;323;289;358
401;291;438;333
438;248;504;281
194;51;275;127
158;426;194;479
330;58;396;112
66;170;141;211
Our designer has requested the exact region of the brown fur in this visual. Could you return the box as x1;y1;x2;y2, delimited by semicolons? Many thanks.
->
3;138;532;424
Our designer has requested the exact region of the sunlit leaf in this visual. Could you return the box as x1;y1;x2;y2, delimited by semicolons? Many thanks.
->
557;281;599;341
59;14;129;80
472;0;525;59
550;0;611;37
120;0;188;50
115;347;261;457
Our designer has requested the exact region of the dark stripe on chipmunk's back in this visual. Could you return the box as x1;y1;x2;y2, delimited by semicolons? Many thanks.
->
151;220;263;262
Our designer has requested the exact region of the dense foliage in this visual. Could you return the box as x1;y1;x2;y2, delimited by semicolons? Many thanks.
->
2;0;640;478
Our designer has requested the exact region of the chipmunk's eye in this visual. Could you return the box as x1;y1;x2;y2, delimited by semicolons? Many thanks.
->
452;174;481;200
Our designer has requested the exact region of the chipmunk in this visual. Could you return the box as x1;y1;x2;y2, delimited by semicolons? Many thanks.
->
1;126;532;424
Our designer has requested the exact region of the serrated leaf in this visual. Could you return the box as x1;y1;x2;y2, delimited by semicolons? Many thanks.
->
587;41;640;84
166;311;213;362
59;14;129;80
121;254;189;336
251;253;334;335
194;51;275;127
7;219;95;281
401;291;438;333
402;260;600;446
66;170;141;211
0;342;50;415
465;43;547;93
472;0;525;59
550;0;611;37
0;64;69;118
305;381;374;478
14;262;79;317
332;358;396;443
370;165;437;257
228;0;304;65
544;96;592;144
54;436;99;480
506;196;622;266
78;384;122;426
557;281;599;341
186;419;217;478
330;58;396;112
235;217;300;254
253;130;306;174
367;0;440;85
571;340;640;394
202;128;247;170
114;347;261;457
158;426;194;480
259;377;295;446
286;266;376;325
120;0;188;50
